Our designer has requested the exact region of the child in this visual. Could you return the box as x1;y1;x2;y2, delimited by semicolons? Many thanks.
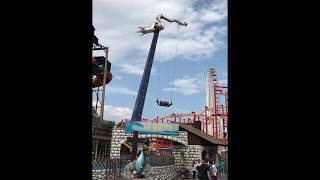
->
219;160;225;176
192;160;197;179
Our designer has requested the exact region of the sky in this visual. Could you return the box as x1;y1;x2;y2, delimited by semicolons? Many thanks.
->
93;0;228;122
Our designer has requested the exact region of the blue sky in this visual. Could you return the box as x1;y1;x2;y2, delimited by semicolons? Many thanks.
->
93;0;227;122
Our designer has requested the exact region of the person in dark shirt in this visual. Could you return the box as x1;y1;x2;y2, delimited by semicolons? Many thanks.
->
208;159;218;180
196;159;212;180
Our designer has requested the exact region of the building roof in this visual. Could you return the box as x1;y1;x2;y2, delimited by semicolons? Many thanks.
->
179;124;227;146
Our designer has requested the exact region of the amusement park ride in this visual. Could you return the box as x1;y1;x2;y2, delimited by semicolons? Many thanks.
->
121;13;228;143
131;14;187;123
124;14;228;162
91;13;228;179
92;14;228;162
126;14;188;161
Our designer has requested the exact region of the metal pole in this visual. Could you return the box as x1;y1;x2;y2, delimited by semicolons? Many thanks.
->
205;106;208;134
100;47;109;120
131;131;138;161
225;91;228;115
131;31;159;122
214;85;217;139
128;30;159;161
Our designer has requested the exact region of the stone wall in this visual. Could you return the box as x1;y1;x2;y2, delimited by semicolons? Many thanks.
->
109;129;199;178
121;164;177;180
110;129;188;159
172;145;203;173
151;164;178;180
110;129;129;159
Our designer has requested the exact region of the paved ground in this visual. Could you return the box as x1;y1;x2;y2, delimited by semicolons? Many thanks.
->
118;174;228;180
177;174;227;180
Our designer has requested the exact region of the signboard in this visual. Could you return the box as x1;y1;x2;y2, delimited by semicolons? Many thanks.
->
150;138;174;150
124;121;179;135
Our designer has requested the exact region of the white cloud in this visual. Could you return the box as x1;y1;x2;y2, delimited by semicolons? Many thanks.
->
119;62;145;76
119;58;158;76
199;0;228;22
93;103;133;122
120;59;146;76
93;0;227;75
162;73;204;95
107;85;137;96
92;85;136;96
104;105;132;122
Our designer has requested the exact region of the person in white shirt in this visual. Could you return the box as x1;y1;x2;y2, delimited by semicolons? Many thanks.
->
192;160;197;179
208;159;218;180
192;159;201;179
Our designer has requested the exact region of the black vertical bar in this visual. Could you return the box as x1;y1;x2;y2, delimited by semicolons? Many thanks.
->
104;157;107;180
131;132;138;161
113;159;116;180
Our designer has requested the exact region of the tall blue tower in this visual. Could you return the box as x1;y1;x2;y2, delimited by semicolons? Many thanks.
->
128;15;187;161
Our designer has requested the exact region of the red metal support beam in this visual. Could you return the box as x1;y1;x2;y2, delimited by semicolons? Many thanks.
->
192;112;196;123
214;85;218;139
205;106;208;134
200;115;203;132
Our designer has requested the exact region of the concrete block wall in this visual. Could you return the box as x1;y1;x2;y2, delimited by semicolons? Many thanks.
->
151;164;177;180
109;129;203;177
172;145;203;173
110;129;132;159
110;129;188;159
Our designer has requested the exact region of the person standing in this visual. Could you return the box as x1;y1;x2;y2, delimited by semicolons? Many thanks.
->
196;159;201;179
196;159;212;180
192;160;197;179
208;159;218;180
219;160;225;177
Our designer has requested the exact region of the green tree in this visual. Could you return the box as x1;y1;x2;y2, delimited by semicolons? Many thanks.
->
102;120;115;131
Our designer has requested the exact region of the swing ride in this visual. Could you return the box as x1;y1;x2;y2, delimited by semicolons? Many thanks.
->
156;99;172;107
125;14;187;163
112;13;228;140
152;14;185;107
130;14;187;122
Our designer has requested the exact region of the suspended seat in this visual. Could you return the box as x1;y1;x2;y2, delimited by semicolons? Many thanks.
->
156;99;172;107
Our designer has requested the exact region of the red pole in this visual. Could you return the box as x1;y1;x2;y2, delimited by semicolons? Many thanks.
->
213;85;215;138
225;91;228;115
222;104;226;141
200;115;203;132
213;85;218;139
205;106;208;134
